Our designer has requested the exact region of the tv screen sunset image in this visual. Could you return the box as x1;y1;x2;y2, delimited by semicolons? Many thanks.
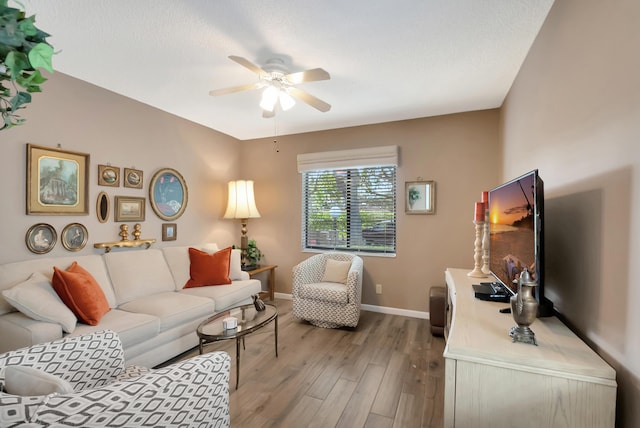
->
489;173;536;293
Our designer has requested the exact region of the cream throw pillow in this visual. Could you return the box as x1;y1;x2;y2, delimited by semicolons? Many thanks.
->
321;259;352;284
4;365;74;396
2;272;77;333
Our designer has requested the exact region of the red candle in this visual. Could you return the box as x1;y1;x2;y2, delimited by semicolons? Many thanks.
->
474;202;485;222
481;191;489;203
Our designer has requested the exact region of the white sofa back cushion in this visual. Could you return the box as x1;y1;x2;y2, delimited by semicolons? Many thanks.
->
104;250;176;305
0;255;118;315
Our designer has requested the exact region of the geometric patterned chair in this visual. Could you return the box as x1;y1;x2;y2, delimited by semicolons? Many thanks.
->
0;330;231;427
292;252;363;328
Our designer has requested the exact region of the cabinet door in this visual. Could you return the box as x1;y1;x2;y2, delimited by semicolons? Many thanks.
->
452;360;616;428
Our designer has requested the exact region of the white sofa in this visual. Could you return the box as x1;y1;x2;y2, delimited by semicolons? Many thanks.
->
0;244;261;368
0;330;231;427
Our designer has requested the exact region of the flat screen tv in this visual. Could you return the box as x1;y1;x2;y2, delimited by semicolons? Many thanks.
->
488;169;553;317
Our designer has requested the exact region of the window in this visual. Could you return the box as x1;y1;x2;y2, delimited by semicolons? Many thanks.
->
302;165;397;255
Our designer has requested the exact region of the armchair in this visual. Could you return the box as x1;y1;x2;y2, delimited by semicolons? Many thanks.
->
292;252;363;328
0;330;230;427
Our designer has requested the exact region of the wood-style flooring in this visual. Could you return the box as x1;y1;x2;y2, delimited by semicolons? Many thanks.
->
166;298;445;428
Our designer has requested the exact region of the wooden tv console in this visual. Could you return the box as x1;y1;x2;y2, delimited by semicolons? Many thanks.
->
443;268;616;428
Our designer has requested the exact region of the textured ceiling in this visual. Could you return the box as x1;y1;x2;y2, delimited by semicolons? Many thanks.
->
25;0;554;140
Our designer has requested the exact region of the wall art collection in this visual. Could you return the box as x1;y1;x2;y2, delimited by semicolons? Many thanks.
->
25;144;187;254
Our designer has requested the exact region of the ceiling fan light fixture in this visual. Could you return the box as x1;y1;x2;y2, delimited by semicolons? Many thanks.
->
259;85;279;112
279;90;296;111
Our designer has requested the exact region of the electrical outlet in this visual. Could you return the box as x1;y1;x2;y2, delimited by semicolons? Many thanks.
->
376;283;382;294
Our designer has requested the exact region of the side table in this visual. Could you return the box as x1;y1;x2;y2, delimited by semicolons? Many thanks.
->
245;265;277;301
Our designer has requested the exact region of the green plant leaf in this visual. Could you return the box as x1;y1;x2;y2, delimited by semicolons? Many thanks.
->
28;42;52;72
10;90;30;110
5;50;29;78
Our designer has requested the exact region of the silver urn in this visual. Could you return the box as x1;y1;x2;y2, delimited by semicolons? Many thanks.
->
509;268;539;345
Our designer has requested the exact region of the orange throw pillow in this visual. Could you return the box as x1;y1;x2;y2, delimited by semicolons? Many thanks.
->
184;247;232;288
52;262;110;325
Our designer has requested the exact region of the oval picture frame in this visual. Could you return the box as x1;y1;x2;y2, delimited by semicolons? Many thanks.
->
149;168;188;221
61;223;88;251
25;223;57;254
96;191;110;223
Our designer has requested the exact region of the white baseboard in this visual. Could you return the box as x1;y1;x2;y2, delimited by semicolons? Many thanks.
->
274;292;430;320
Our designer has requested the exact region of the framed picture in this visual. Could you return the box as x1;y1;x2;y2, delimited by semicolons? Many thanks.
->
26;144;90;215
162;223;177;241
124;168;143;189
96;191;110;223
98;164;120;187
114;196;146;222
149;168;188;221
405;180;436;214
25;223;57;254
61;223;88;251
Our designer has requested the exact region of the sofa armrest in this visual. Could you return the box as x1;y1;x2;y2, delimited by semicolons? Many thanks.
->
29;351;231;427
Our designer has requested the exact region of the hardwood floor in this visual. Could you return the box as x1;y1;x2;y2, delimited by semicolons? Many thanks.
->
169;299;445;427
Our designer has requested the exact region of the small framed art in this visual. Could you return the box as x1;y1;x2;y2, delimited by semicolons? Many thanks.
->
61;223;88;251
98;164;120;187
162;223;177;241
25;223;57;254
405;180;436;214
114;196;146;222
124;168;143;189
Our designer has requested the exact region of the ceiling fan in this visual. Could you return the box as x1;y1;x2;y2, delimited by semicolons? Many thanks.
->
209;56;331;118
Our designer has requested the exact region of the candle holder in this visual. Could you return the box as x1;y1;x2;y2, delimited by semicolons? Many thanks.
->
481;212;490;274
468;220;487;278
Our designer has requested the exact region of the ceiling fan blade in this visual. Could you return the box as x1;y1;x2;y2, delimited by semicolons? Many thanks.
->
288;87;331;112
209;82;262;96
285;68;330;84
262;109;275;119
228;55;269;78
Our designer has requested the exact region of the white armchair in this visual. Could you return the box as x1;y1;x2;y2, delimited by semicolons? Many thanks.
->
0;330;230;427
292;252;363;328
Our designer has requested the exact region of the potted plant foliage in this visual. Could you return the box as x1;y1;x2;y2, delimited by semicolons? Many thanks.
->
245;239;264;269
0;0;54;130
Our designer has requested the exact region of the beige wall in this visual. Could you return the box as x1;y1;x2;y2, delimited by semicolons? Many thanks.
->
0;72;241;264
501;0;640;425
240;110;500;311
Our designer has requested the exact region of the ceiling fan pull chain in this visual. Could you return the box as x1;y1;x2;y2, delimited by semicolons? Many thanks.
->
273;116;280;153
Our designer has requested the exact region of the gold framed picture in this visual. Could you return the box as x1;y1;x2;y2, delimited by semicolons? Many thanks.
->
26;144;90;215
405;180;436;214
162;223;177;241
98;164;120;187
149;168;188;221
25;223;57;254
114;196;146;222
124;168;143;189
96;192;110;223
61;223;88;251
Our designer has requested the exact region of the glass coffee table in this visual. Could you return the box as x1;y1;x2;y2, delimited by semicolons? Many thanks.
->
197;301;278;389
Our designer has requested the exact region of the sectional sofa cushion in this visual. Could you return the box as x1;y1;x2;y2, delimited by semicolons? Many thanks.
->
52;262;110;325
118;292;214;332
184;247;232;288
1;272;77;333
104;250;176;304
68;310;160;350
179;279;261;312
0;255;117;316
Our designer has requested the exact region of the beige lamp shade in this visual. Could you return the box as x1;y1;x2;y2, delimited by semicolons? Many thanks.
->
223;180;261;220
